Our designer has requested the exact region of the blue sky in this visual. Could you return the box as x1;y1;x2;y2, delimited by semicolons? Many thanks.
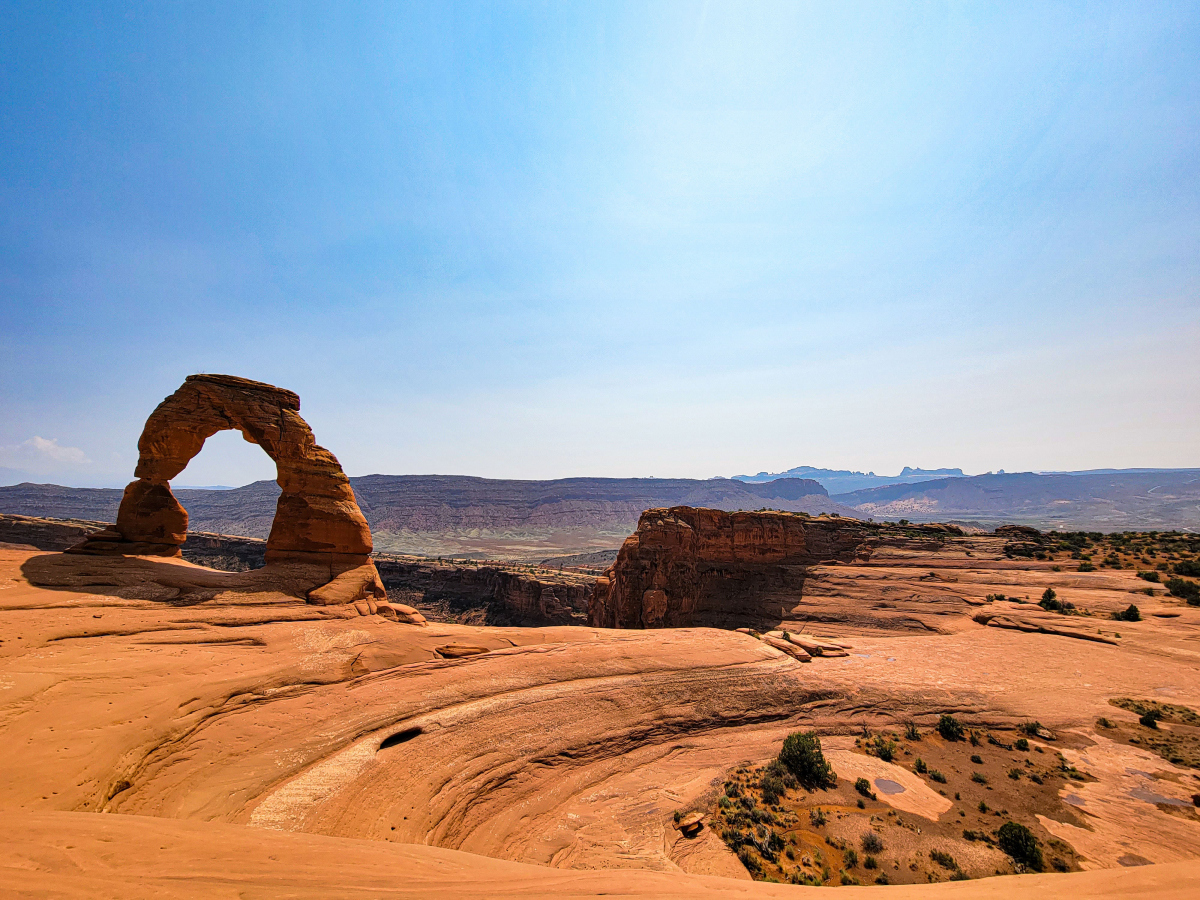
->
1;1;1198;487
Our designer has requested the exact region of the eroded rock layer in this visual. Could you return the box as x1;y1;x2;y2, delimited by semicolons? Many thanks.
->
588;507;871;628
589;507;966;629
66;374;387;608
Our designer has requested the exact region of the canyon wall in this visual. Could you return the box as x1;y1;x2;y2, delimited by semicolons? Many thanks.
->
589;507;963;629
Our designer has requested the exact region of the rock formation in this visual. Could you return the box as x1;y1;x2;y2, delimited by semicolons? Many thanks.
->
66;374;393;612
589;506;965;629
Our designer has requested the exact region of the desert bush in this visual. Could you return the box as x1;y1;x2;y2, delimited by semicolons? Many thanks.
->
997;822;1043;871
929;769;947;784
861;832;884;854
1019;721;1043;737
871;735;896;762
1137;571;1160;582
854;777;876;799
863;855;878;870
844;848;858;868
914;757;927;774
874;873;889;884
778;731;836;789
978;800;989;813
904;721;921;741
970;754;983;764
760;761;790;804
1139;710;1161;729
1078;561;1095;571
1039;588;1058;609
1096;717;1111;728
1008;768;1023;780
1015;738;1029;752
930;849;957;869
1175;560;1200;577
1112;604;1141;622
938;714;965;742
737;846;762;874
810;808;827;827
1165;577;1200;604
971;772;988;784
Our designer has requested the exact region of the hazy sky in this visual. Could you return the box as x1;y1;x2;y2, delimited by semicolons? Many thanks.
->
2;1;1198;487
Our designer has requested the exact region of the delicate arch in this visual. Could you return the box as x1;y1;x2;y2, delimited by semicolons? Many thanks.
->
71;374;372;565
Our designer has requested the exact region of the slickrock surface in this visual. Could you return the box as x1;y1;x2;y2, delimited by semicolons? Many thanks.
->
2;536;1200;895
4;811;1198;899
66;374;388;609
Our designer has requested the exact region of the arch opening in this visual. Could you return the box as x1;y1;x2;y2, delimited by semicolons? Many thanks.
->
67;374;391;611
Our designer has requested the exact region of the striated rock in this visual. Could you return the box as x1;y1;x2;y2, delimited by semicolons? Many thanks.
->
760;634;812;662
66;374;386;611
589;506;881;629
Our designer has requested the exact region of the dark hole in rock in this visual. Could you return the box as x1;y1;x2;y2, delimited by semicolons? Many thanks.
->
379;727;423;750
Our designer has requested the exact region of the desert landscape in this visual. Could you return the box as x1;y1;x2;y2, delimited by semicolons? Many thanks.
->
1;375;1198;897
4;4;1198;896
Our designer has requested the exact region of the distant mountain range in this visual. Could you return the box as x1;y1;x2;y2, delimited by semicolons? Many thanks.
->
830;470;1200;531
0;475;848;559
2;469;1196;560
733;465;966;494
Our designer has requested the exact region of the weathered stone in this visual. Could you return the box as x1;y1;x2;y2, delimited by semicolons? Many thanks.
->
589;507;879;629
66;374;387;612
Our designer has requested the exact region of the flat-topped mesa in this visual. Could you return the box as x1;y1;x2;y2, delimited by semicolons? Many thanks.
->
67;374;398;613
588;506;963;629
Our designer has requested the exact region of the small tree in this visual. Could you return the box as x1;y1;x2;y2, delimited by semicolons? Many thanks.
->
938;714;965;742
998;822;1043;871
778;731;836;789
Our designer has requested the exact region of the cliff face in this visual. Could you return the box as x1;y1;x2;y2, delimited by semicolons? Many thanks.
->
589;507;963;629
374;558;591;626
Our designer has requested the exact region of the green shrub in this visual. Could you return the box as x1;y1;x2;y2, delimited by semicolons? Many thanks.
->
978;800;989;813
1175;560;1200;577
998;822;1043;871
1166;578;1200;604
854;777;876;799
874;873;889;885
904;721;921;740
1139;710;1160;729
1112;604;1141;622
861;832;884;854
914;757;927;774
1078;561;1095;571
871;735;896;762
844;848;858;868
930;849;957;869
971;772;988;784
1015;738;1029;752
737;846;762;874
929;769;947;784
810;808;827;827
1137;571;1160;583
938;714;965;742
778;731;836;789
863;855;878;870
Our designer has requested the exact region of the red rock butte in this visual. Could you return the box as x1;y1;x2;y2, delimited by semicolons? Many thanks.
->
66;373;398;611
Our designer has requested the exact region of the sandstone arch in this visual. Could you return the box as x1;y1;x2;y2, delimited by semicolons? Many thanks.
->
69;374;400;612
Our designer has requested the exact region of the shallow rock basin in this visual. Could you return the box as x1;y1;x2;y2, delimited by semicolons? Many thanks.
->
874;778;906;795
